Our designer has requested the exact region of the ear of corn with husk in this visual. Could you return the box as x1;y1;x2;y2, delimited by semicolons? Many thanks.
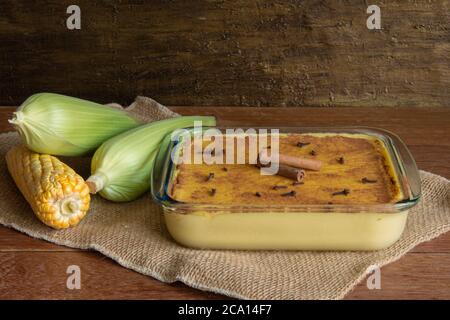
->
87;116;216;202
9;93;141;156
6;145;90;229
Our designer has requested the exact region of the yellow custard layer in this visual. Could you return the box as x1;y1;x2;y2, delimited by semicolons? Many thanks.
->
169;133;403;206
164;211;408;251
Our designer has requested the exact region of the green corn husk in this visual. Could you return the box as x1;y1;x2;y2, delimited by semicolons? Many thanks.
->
9;93;141;156
86;116;216;202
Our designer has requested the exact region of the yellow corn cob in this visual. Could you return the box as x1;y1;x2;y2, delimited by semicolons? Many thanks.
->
6;145;90;229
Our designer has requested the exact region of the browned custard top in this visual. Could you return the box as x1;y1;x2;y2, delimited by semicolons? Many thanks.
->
169;133;402;205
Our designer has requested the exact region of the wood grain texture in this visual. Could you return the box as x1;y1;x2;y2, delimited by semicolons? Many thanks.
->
0;252;225;300
0;106;449;299
1;1;450;107
0;251;448;300
346;253;450;300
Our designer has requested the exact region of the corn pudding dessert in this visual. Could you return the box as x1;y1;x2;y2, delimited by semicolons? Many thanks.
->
169;133;402;205
153;128;420;251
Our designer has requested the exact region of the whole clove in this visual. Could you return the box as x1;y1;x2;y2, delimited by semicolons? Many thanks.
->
296;142;311;148
272;185;288;190
255;192;262;197
281;190;296;197
309;150;317;156
337;157;345;164
361;177;377;184
332;189;350;196
209;188;216;196
205;172;215;182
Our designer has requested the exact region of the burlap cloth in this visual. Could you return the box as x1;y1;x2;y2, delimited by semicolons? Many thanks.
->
0;97;449;300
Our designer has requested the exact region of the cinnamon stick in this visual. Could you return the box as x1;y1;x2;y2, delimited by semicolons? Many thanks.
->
257;159;305;182
259;149;322;171
277;164;306;182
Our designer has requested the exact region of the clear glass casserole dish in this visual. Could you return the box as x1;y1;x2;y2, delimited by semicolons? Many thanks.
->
151;126;421;251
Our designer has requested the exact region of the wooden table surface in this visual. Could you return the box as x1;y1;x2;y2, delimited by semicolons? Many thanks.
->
0;106;449;300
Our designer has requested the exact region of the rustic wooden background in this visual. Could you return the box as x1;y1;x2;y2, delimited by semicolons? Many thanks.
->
1;0;450;107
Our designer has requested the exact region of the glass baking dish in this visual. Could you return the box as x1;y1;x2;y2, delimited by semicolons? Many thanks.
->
151;126;421;251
